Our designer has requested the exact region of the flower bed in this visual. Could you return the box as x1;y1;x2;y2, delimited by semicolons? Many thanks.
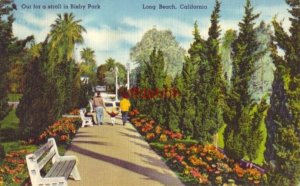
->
129;109;267;185
130;114;183;143
0;149;30;185
29;117;81;146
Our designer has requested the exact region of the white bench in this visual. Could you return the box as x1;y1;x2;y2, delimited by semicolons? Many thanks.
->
80;108;93;127
26;138;81;186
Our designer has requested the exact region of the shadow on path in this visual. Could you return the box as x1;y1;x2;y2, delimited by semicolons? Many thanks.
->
69;144;181;186
135;152;167;168
125;127;137;133
72;140;109;146
74;134;99;138
119;131;143;140
130;141;150;150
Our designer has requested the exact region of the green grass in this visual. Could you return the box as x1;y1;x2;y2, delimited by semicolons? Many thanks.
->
0;109;19;129
8;93;22;102
1;141;36;153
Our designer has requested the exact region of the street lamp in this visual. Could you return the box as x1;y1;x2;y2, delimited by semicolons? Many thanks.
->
115;66;119;101
126;62;130;90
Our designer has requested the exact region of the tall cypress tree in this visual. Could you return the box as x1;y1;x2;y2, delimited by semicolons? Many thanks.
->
223;0;261;160
16;41;50;139
138;48;167;123
165;74;183;131
193;0;224;143
265;0;300;184
181;22;206;137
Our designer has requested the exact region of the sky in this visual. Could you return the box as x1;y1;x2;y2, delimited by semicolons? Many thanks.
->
13;0;290;66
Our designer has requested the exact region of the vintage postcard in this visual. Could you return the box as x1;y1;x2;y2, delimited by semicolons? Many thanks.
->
0;0;298;185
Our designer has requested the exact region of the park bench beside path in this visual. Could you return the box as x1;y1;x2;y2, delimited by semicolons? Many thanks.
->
66;111;184;186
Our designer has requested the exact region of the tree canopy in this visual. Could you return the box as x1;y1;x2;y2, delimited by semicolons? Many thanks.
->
130;28;186;77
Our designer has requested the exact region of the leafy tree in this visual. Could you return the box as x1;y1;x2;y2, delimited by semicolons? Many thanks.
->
223;0;262;160
130;28;186;77
250;21;274;101
265;0;300;184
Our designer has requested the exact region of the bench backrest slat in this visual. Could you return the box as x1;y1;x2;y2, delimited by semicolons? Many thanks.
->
34;140;53;159
37;149;56;170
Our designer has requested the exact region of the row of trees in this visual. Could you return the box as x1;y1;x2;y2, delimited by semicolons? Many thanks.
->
131;0;299;184
16;13;90;139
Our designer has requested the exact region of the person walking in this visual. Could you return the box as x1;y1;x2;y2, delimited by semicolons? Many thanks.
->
93;91;104;125
120;94;131;126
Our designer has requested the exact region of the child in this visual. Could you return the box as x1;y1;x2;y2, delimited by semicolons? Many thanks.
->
120;94;131;126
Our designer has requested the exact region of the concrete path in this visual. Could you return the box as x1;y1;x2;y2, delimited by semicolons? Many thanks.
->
66;112;184;186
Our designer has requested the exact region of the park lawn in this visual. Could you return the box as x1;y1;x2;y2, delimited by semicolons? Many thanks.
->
1;141;36;154
0;109;19;129
8;93;22;102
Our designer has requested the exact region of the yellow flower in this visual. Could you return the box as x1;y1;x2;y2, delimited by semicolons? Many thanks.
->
159;134;168;142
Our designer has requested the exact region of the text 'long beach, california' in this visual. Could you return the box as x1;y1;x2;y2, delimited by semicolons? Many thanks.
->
142;3;207;10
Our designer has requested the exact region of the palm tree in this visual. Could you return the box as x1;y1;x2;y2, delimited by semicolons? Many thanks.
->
46;13;86;115
79;47;97;86
49;13;86;61
80;47;96;65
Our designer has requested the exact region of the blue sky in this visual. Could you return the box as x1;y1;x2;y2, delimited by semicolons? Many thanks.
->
13;0;290;65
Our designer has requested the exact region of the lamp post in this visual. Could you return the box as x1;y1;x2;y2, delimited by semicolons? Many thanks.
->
126;62;130;90
115;66;119;101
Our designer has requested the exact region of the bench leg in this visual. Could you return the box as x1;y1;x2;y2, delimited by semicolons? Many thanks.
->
70;165;81;181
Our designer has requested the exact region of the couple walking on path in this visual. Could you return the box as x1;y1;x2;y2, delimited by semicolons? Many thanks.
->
93;91;131;126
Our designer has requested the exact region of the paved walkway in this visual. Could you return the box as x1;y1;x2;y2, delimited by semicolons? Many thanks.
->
66;112;184;186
